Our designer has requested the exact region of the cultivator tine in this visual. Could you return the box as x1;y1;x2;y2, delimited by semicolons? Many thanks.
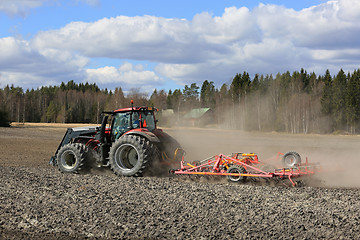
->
288;175;296;187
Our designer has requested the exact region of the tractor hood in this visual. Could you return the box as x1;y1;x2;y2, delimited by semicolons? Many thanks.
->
71;126;99;132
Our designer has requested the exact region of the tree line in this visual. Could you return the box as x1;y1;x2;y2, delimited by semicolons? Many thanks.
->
1;69;360;133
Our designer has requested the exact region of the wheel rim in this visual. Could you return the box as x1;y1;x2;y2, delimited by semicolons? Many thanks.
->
114;144;139;170
228;168;242;182
61;150;77;169
284;155;296;166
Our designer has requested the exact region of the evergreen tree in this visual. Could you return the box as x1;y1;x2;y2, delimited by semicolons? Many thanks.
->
300;68;310;92
171;89;183;113
230;73;241;103
182;83;199;110
46;101;57;123
321;69;333;115
166;90;173;109
251;74;260;91
200;80;216;108
0;109;10;127
0;88;10;127
346;70;360;133
149;89;158;107
332;69;347;129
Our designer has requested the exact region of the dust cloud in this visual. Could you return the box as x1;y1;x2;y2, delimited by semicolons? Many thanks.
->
305;149;360;188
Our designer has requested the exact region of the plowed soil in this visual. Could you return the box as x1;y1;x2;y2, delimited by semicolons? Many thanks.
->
1;123;360;239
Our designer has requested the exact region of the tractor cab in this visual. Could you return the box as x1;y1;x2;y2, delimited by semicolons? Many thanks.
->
111;107;157;141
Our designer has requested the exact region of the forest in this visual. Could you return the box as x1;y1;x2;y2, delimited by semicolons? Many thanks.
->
1;68;360;134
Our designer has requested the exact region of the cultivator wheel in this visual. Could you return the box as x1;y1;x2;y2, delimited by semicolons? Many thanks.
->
226;165;247;183
282;152;301;167
56;143;88;174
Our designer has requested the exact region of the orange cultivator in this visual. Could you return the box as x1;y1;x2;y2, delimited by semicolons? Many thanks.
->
171;152;321;186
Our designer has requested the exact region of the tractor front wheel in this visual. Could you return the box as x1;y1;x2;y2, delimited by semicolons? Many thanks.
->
56;143;88;174
109;135;153;177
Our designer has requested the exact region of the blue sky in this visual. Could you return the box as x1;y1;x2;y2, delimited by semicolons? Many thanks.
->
1;0;359;95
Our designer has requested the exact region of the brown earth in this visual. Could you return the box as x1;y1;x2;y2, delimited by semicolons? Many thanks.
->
0;123;360;239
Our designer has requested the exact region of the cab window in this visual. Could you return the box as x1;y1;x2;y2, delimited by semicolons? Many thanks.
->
140;111;155;131
112;112;130;139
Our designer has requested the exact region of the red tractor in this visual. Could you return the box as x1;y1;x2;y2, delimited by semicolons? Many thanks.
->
49;102;183;177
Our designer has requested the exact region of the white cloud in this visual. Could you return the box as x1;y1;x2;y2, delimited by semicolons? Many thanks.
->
155;0;360;85
2;0;360;90
0;37;88;88
255;1;360;49
337;0;360;21
85;62;162;90
155;39;310;85
191;7;260;44
32;15;226;63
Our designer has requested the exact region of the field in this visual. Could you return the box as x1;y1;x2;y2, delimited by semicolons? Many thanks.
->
0;123;360;239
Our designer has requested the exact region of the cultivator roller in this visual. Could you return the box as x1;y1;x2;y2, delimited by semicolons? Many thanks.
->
171;152;321;186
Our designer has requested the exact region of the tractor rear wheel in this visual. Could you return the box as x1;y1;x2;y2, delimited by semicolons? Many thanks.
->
57;143;87;174
227;165;247;183
282;152;301;167
109;135;153;177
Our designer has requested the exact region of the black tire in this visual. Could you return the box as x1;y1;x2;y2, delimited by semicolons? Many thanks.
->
109;135;153;177
56;143;87;173
282;151;301;167
227;165;247;183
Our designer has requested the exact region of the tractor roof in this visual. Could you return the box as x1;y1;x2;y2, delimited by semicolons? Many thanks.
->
113;106;157;113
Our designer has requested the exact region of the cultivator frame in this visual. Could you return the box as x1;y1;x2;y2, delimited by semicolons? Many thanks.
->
171;152;320;186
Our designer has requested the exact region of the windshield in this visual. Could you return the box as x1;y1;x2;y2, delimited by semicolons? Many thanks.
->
112;110;156;140
140;111;156;131
112;112;131;139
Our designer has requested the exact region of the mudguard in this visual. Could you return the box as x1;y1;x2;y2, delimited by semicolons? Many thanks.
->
152;129;183;161
123;129;160;143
